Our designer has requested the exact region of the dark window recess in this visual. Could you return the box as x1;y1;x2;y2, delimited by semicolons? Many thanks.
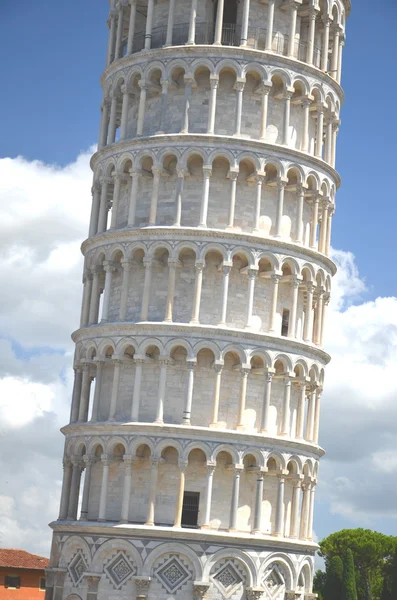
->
5;576;21;589
281;309;290;337
40;577;46;590
181;491;200;528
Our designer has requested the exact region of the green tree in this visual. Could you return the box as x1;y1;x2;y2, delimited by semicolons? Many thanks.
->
319;529;395;600
314;569;327;600
343;549;358;600
324;556;343;600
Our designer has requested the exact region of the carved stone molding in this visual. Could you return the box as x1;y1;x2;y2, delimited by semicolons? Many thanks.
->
193;582;211;599
246;587;266;599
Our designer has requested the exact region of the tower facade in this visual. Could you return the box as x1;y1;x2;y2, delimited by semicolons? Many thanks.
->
46;1;349;599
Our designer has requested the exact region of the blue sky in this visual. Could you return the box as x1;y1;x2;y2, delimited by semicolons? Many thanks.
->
0;0;397;554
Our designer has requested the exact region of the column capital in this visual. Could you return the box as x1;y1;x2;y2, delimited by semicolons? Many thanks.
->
63;458;72;469
187;359;197;371
206;462;217;473
134;355;146;366
158;356;170;367
247;268;259;279
271;272;282;284
143;257;153;268
103;260;118;273
101;454;111;466
121;259;133;271
210;75;219;88
178;460;189;472
138;80;147;91
228;167;240;180
257;82;272;95
290;275;302;288
203;165;213;177
213;361;224;374
193;582;211;599
177;168;187;179
133;577;151;593
150;456;161;468
246;589;266;600
234;79;246;92
120;83;132;95
123;454;136;466
234;464;244;474
167;258;181;269
99;175;112;186
91;181;101;194
83;454;94;466
240;366;251;378
194;260;205;272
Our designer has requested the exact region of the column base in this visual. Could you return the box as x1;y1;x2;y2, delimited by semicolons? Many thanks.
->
217;321;226;327
144;521;154;527
209;422;224;429
236;424;247;431
189;319;200;325
200;524;211;530
154;419;164;425
119;520;129;525
98;518;106;523
182;419;191;426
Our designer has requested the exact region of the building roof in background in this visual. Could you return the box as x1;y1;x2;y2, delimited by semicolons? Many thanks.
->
0;549;49;570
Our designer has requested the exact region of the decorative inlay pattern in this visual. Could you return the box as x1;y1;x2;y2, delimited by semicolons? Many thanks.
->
68;551;87;586
154;554;193;594
262;565;285;598
211;559;247;599
104;551;137;589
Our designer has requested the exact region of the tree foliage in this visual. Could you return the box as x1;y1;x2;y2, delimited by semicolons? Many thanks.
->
324;556;343;600
343;548;358;600
314;569;327;600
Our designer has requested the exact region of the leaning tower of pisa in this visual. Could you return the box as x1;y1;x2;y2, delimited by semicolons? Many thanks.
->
46;1;349;599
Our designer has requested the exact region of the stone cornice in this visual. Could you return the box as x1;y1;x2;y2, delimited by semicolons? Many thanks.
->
61;422;326;459
81;226;337;277
100;43;344;103
50;521;319;554
90;134;341;189
71;322;331;365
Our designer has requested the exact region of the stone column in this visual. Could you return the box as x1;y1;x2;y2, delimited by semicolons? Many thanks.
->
218;264;232;325
331;27;341;76
89;267;102;325
174;169;186;226
86;575;101;600
253;175;264;232
295;185;305;243
313;388;322;444
252;471;265;533
305;386;316;442
321;17;331;71
114;3;125;60
302;99;311;153
229;466;243;531
288;2;298;57
109;358;123;420
202;464;216;527
80;455;93;520
313;289;324;345
110;171;124;229
290;479;302;538
98;177;111;233
137;81;147;136
303;283;314;343
53;571;67;600
98;455;110;521
140;258;153;321
306;9;317;64
234;81;245;136
89;183;101;238
337;39;345;84
275;180;286;237
300;482;310;539
320;294;329;347
127;0;137;55
44;570;55;600
295;381;306;439
99;100;110;149
307;484;316;540
119;260;133;321
70;367;83;423
101;261;115;322
165;0;175;46
325;117;333;164
309;195;319;249
240;0;250;46
120;455;134;523
67;458;83;520
155;358;168;423
181;77;194;133
265;0;275;51
281;376;292;436
331;120;339;168
165;259;179;322
58;460;72;520
260;371;274;433
106;12;117;66
269;273;281;332
107;93;118;145
207;77;219;134
318;200;329;254
131;357;145;420
227;169;239;229
326;208;334;256
174;461;188;527
282;92;293;146
145;458;159;525
144;0;154;50
210;364;223;426
214;0;225;45
237;367;250;428
288;276;301;338
78;363;92;422
120;85;131;141
199;167;212;227
128;168;140;226
183;360;196;424
91;359;105;422
245;269;258;328
260;85;271;140
275;475;285;536
315;105;324;158
187;0;198;44
190;261;205;324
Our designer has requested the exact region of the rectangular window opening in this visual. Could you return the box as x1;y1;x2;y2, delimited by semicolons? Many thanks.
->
40;577;46;590
181;491;200;528
5;576;21;589
281;309;290;337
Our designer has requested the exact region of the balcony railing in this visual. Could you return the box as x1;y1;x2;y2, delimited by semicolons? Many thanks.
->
122;23;322;69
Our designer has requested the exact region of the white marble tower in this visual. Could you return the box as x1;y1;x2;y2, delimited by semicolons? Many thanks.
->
46;1;349;599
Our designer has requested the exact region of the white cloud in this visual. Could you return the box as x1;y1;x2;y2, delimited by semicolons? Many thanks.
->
0;148;396;556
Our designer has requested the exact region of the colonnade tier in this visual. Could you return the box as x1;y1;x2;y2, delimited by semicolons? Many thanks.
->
99;51;342;167
89;143;337;255
59;433;319;542
105;0;348;83
69;331;325;441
